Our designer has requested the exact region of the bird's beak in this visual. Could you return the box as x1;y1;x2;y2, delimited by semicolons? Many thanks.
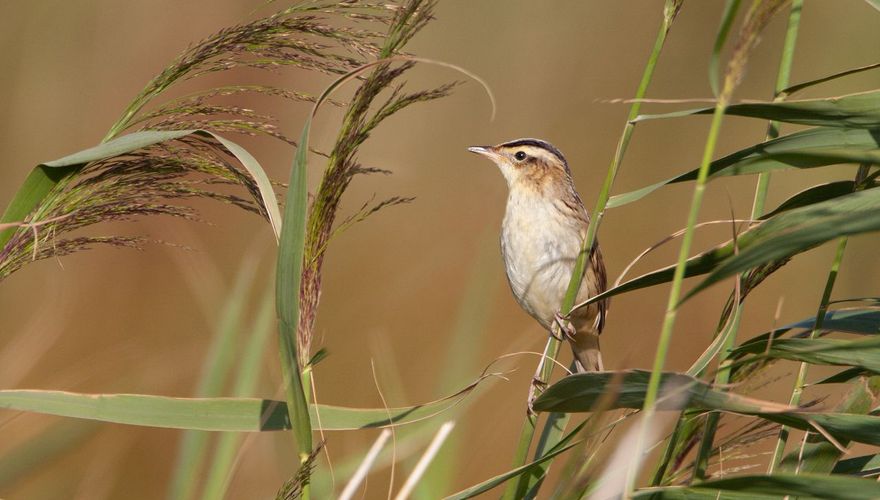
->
467;145;496;158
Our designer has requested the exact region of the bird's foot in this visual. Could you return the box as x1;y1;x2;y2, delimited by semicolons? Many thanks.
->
553;312;577;341
527;376;548;416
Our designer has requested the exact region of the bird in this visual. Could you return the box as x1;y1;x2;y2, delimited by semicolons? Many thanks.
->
468;138;608;373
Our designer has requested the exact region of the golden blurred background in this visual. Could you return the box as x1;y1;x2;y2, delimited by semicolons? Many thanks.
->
1;1;880;498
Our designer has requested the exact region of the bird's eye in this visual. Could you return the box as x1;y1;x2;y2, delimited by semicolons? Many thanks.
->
514;151;527;161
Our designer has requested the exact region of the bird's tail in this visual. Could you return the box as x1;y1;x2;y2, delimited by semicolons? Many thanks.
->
571;331;603;373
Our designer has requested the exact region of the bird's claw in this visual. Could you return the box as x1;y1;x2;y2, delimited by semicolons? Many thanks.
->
553;312;577;341
527;376;547;416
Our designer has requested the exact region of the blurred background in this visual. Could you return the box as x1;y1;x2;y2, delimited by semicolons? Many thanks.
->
1;1;879;498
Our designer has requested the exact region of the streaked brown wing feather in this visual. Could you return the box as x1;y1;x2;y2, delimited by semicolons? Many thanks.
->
590;241;609;334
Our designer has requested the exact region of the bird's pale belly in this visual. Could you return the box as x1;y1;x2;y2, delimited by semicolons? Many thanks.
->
500;209;583;330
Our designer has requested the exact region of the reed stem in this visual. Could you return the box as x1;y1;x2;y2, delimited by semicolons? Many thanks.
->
503;4;681;497
692;0;803;479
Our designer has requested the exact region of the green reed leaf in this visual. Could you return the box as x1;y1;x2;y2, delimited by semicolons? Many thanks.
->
0;379;484;432
578;187;880;310
444;441;580;500
276;120;313;459
709;0;742;97
834;453;880;477
0;421;97;489
0;166;76;249
608;127;880;209
787;309;880;335
686;188;880;299
761;181;859;218
779;376;880;474
533;370;880;447
201;293;275;500
634;473;880;499
733;337;880;372
169;257;260;500
0;129;282;249
533;370;791;415
636;89;880;129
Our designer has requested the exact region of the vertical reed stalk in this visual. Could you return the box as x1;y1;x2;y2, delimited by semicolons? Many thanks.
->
503;3;682;498
626;101;728;495
750;0;802;218
626;1;788;493
769;163;870;470
693;0;803;479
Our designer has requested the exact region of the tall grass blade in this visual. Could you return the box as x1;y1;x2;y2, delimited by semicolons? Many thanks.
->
781;61;880;96
686;188;880;299
169;257;260;500
635;89;880;128
533;370;791;414
834;453;880;476
201;292;275;500
633;473;880;499
338;429;393;500
534;369;880;447
0;377;486;432
779;376;880;474
578;186;880;309
413;235;497;498
0;129;282;251
394;421;455;500
608;127;880;209
761;181;859;218
0;166;76;248
0;421;97;489
276;119;313;464
503;2;681;495
733;336;880;372
709;0;743;97
787;309;880;334
445;441;581;499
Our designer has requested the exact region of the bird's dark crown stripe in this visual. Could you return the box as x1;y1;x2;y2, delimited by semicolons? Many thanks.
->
499;138;567;167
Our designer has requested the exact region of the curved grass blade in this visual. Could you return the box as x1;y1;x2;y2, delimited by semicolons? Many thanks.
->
0;166;77;248
532;370;792;415
686;188;880;299
834;453;880;477
779;376;880;474
780;61;880;97
0;129;282;248
732;336;880;372
814;367;869;385
0;421;98;489
607;127;880;209
734;309;880;357
635;89;880;129
274;46;494;474
0;377;487;432
201;294;275;500
533;370;880;447
276;117;312;460
579;187;880;310
169;257;261;500
634;473;880;499
577;189;880;307
787;309;880;335
709;0;742;97
445;432;582;500
761;180;859;218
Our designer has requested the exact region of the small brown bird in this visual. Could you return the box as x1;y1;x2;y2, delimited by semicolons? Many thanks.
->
468;138;608;373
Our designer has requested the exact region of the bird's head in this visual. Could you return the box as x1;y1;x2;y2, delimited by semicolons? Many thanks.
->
468;138;572;190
